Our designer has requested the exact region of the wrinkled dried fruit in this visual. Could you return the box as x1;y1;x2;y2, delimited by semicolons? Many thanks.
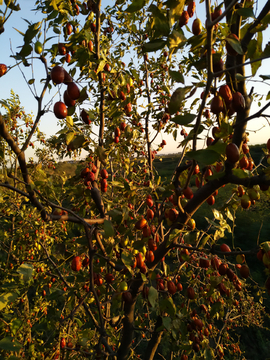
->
187;1;195;17
179;10;189;27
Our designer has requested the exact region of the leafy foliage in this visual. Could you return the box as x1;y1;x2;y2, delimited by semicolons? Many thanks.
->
0;0;270;359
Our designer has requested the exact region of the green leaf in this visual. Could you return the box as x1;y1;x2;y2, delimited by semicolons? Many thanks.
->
168;87;185;114
212;209;223;221
47;289;65;300
204;348;215;360
13;27;25;37
142;39;167;53
232;168;250;178
260;75;270;81
0;337;22;352
162;317;171;330
236;7;255;19
95;60;106;74
121;251;135;270
168;30;186;51
186;149;221;166
168;0;185;26
168;229;183;243
69;135;86;149
78;86;88;103
210;300;222;318
66;116;73;127
66;132;75;145
226;35;244;55
148;286;158;308
19;44;33;57
75;317;83;328
171;113;196;125
235;73;252;81
159;297;176;317
7;2;20;11
104;219;114;239
17;263;34;281
225;208;234;221
169;70;184;84
198;235;210;249
263;42;270;58
148;4;170;37
10;319;22;336
96;146;107;166
209;140;227;155
0;292;19;311
28;79;35;85
126;0;146;13
24;22;42;44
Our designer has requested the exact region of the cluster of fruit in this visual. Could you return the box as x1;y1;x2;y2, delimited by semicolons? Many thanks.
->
50;66;81;118
80;162;109;192
179;1;202;36
210;85;245;117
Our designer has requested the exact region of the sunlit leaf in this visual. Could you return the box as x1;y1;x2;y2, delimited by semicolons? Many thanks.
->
168;0;185;26
126;0;146;13
66;132;75;145
66;116;73;127
232;168;250;178
0;293;18;311
17;263;34;282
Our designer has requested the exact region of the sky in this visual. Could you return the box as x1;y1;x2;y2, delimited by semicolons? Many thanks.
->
0;0;270;160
